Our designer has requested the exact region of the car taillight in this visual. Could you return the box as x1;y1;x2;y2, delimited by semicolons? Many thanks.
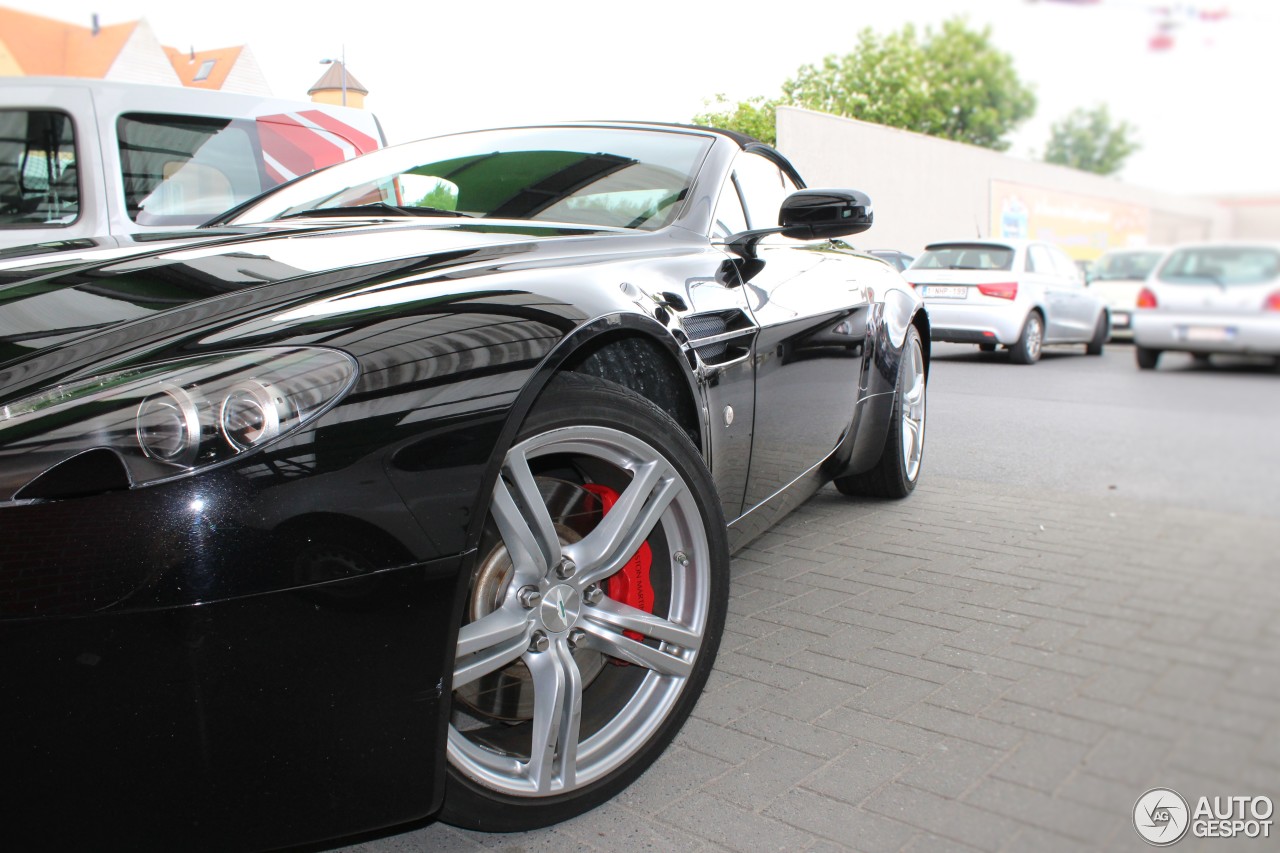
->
1265;292;1280;311
977;282;1017;300
1137;287;1158;309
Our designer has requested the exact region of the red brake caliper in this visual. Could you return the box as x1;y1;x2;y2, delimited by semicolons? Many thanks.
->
582;483;654;646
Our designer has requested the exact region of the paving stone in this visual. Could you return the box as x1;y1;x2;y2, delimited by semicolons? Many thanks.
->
897;737;1005;799
704;744;824;810
863;783;1023;852
802;741;916;806
764;789;915;852
991;733;1093;793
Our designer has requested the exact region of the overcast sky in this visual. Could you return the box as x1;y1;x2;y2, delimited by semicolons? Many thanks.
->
8;0;1276;196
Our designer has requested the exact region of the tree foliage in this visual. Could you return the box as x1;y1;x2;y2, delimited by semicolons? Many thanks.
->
693;94;780;146
1043;104;1140;176
694;17;1036;151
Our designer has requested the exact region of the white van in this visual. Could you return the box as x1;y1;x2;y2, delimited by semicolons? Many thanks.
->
0;77;386;252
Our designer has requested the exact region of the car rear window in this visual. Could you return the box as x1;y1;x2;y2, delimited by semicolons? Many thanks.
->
1157;247;1280;286
1093;250;1163;280
912;244;1014;272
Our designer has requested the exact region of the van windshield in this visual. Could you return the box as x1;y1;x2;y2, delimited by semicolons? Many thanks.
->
0;110;79;228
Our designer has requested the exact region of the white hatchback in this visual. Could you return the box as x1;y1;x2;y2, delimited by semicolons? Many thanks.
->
903;239;1109;364
1087;246;1168;340
1132;242;1280;369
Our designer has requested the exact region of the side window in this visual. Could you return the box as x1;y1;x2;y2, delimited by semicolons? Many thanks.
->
710;175;748;240
732;152;796;231
118;113;265;226
1028;245;1054;274
0;109;79;228
1051;247;1081;283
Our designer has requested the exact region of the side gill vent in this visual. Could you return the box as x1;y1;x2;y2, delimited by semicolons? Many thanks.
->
682;309;754;365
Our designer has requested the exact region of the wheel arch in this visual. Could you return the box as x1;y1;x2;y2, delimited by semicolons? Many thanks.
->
464;313;704;551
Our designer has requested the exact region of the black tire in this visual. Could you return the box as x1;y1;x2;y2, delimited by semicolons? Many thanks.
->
978;343;996;353
439;372;729;831
834;325;926;499
1136;347;1161;370
1009;312;1044;365
1086;312;1108;356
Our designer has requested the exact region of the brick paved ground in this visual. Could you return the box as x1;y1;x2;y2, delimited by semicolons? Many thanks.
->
347;475;1280;852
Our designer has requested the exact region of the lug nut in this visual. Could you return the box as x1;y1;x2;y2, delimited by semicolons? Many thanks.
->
517;585;542;609
528;630;549;653
584;585;604;606
673;551;690;567
568;628;586;648
556;557;577;579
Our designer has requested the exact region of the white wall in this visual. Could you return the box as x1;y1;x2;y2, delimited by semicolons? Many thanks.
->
776;107;1231;256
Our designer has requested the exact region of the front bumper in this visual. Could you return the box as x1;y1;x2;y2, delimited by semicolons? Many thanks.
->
1;478;462;851
1132;311;1280;355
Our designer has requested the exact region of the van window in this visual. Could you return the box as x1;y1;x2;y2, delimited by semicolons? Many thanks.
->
118;113;267;226
0;110;79;228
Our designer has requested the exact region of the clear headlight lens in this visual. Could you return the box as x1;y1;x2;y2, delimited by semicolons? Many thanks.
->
0;347;357;500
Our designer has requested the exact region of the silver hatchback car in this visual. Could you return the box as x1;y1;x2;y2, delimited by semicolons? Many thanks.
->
1132;243;1280;369
903;239;1109;364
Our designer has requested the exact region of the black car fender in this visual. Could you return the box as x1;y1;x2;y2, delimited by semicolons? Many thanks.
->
462;310;704;554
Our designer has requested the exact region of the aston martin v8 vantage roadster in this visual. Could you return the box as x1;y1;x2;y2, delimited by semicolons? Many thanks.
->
0;123;929;850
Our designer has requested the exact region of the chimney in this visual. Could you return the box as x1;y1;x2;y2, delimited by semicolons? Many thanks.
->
91;13;100;36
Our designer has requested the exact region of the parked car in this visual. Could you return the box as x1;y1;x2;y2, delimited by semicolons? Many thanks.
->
1132;242;1280;369
0;122;929;850
903;238;1108;363
869;248;915;271
0;77;385;252
1088;246;1168;340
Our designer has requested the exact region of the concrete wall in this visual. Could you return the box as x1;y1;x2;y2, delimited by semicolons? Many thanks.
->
776;107;1232;257
1217;197;1280;240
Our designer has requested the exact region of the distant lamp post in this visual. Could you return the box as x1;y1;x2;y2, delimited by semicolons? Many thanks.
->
319;48;347;106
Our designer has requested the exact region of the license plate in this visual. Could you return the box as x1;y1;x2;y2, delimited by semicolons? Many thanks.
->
920;285;968;299
1180;325;1236;342
1112;311;1131;328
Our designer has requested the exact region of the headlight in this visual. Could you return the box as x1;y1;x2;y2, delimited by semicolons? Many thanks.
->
0;347;357;501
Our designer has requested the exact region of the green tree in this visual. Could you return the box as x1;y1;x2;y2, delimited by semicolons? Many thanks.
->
694;17;1036;152
1043;104;1140;176
693;94;780;146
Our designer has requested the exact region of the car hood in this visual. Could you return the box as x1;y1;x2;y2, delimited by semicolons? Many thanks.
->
0;219;657;402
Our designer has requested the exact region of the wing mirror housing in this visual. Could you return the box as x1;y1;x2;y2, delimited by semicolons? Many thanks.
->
780;189;873;239
727;189;874;259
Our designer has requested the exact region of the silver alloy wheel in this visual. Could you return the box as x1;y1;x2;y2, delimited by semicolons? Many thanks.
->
1026;314;1043;361
900;335;926;483
448;425;711;797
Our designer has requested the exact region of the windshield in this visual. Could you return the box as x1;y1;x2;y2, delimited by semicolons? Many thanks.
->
1157;246;1280;286
221;127;713;232
911;244;1014;272
1093;250;1163;281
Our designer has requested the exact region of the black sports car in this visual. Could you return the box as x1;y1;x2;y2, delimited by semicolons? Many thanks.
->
0;123;929;850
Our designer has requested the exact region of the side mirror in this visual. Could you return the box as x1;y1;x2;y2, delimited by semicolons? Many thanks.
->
780;189;873;239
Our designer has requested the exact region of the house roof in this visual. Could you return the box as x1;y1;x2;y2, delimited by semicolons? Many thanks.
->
163;45;243;89
308;61;368;96
0;7;137;77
